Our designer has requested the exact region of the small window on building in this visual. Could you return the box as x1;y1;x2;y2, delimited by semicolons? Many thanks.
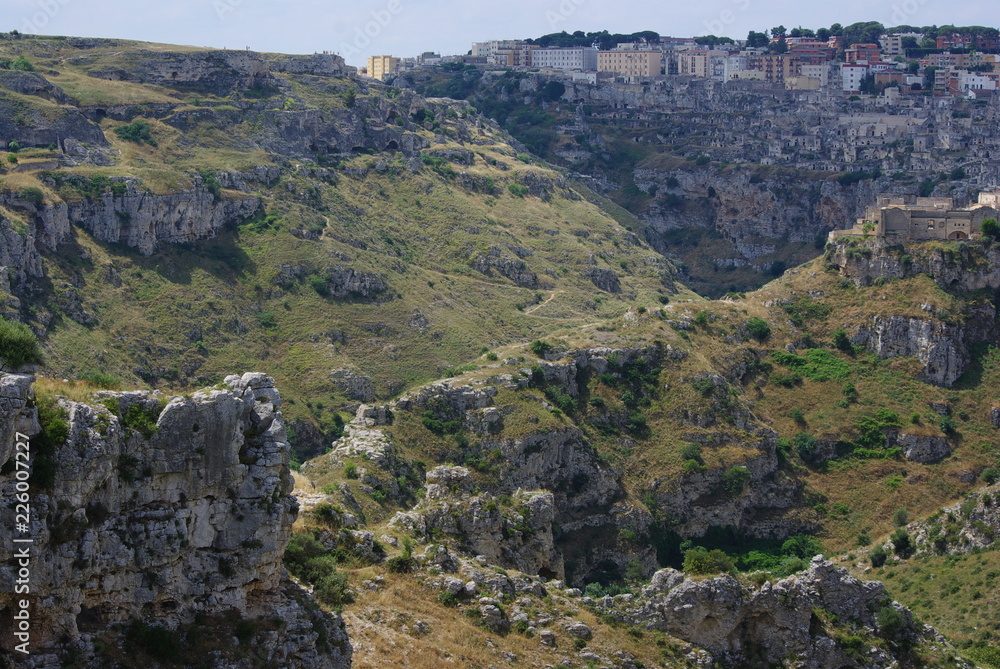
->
928;220;935;230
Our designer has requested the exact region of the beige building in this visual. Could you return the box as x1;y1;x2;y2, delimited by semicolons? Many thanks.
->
597;50;660;78
833;192;999;242
366;55;400;81
677;50;728;80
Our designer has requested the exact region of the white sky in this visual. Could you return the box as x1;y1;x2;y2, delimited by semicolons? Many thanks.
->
5;0;997;67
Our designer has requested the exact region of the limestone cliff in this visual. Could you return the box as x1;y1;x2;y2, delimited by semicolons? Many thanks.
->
0;373;351;668
830;237;1000;386
593;556;949;669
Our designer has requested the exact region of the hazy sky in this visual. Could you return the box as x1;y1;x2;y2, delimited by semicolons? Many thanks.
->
6;0;997;66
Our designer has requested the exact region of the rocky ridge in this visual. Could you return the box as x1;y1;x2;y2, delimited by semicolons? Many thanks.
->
592;556;950;669
830;237;1000;386
0;373;350;668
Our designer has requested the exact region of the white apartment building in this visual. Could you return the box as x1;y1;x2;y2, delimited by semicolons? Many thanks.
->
531;47;598;71
472;40;525;59
842;63;869;92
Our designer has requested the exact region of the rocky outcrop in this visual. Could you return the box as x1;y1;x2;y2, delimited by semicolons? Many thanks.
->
0;93;106;151
0;218;43;292
0;373;351;668
892;431;952;463
852;316;969;387
829;239;1000;386
594;556;929;668
471;245;539;288
909;483;1000;555
0;71;73;105
5;181;260;256
830;236;1000;292
330;368;376;402
391;466;563;579
585;267;622;293
66;182;260;255
314;266;389;300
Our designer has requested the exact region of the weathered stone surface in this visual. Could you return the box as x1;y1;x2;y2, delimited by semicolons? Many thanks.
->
0;219;43;291
852;315;969;387
893;432;952;463
910;482;1000;555
330;368;376;402
315;266;389;300
585;267;622;293
0;373;350;668
471;245;539;287
597;557;919;668
4;181;260;256
391;466;563;580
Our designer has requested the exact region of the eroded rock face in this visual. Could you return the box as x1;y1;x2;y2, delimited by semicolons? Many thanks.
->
0;373;351;668
829;239;1000;387
909;483;1000;555
645;434;811;540
585;267;622;293
831;237;1000;292
65;183;261;255
3;183;260;257
893;432;952;463
596;557;920;668
0;219;43;292
391;466;563;580
316;266;389;300
471;246;539;288
852;316;968;387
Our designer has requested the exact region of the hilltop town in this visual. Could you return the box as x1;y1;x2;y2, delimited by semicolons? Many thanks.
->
367;25;1000;97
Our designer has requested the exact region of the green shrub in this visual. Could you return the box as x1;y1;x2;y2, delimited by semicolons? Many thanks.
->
7;140;19;153
386;540;414;574
890;528;912;557
870;544;887;567
682;547;734;574
438;590;460;607
18;187;44;208
893;508;909;527
121;403;160;438
772;349;851;382
981;467;1000;484
507;183;529;197
529;339;552;357
343;462;358;479
875;605;906;639
0;317;43;369
32;395;67;488
842;381;858;403
746;317;771;341
114;120;157;146
721;465;750;496
313;570;351;610
256;311;277;328
982;218;1000;241
781;534;822;559
679;443;702;463
938;415;957;435
832;327;852;352
11;55;35;72
794;432;818;463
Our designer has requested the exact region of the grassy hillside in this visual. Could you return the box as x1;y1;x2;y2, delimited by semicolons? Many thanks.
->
0;35;680;453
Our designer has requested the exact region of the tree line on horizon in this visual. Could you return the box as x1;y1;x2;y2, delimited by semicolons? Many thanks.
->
523;23;1000;53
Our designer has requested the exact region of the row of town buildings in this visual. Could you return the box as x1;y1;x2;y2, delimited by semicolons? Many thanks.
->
363;31;1000;99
